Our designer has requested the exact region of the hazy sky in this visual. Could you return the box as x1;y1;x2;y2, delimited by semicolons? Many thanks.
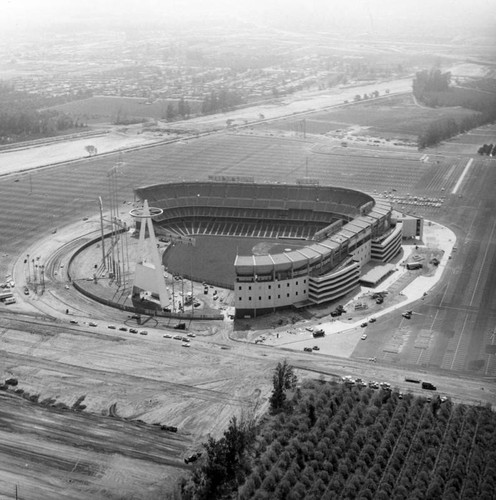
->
2;0;495;33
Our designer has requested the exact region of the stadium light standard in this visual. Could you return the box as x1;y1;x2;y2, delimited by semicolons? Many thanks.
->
40;264;45;293
26;254;30;284
98;196;107;271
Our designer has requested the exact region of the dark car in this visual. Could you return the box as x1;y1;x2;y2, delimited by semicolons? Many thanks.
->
119;327;127;332
303;347;313;352
130;328;138;333
312;346;320;351
184;452;202;464
139;330;148;336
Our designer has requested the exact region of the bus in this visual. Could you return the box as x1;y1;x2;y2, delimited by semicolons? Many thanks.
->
0;291;14;302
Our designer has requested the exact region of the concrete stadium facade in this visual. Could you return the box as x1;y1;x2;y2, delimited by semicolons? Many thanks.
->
135;181;402;318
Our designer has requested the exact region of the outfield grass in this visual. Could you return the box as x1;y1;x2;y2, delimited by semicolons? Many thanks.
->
163;235;310;287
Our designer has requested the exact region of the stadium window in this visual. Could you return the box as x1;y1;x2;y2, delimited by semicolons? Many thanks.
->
278;284;281;289
248;297;252;301
287;293;290;298
296;291;298;296
248;286;251;290
238;286;242;290
259;296;262;301
268;296;271;300
239;297;242;301
268;285;271;290
296;281;298;285
304;279;306;284
278;295;281;299
287;283;290;287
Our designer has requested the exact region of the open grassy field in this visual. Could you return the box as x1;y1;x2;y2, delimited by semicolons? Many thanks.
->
49;96;202;124
264;95;480;139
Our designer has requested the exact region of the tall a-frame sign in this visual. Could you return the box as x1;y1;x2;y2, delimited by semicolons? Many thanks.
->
131;200;170;309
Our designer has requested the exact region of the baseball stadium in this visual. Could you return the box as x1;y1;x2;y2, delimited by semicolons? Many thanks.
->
135;180;403;318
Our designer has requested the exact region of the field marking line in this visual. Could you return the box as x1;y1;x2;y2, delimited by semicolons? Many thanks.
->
452;158;473;194
470;216;496;307
450;314;469;370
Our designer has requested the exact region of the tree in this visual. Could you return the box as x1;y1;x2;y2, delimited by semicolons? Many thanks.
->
165;103;177;122
177;97;189;119
85;145;97;156
269;360;297;413
185;415;256;499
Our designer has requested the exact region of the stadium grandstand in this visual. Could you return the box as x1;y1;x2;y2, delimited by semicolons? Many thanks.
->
135;181;403;318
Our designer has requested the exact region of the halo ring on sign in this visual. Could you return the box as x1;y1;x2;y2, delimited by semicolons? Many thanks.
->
130;207;163;218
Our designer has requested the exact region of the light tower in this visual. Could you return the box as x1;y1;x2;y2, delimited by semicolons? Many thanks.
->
130;200;170;310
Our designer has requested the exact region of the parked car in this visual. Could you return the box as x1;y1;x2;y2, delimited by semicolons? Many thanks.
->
89;322;97;327
139;330;148;336
184;452;202;464
119;327;127;332
108;325;116;329
361;334;367;340
163;333;172;338
361;322;368;328
130;328;138;333
303;347;313;352
312;346;320;351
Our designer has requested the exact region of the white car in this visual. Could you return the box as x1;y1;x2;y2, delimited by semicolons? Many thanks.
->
361;334;367;340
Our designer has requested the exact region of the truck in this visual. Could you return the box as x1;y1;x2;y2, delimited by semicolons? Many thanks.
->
312;329;325;338
406;262;423;270
4;297;16;305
